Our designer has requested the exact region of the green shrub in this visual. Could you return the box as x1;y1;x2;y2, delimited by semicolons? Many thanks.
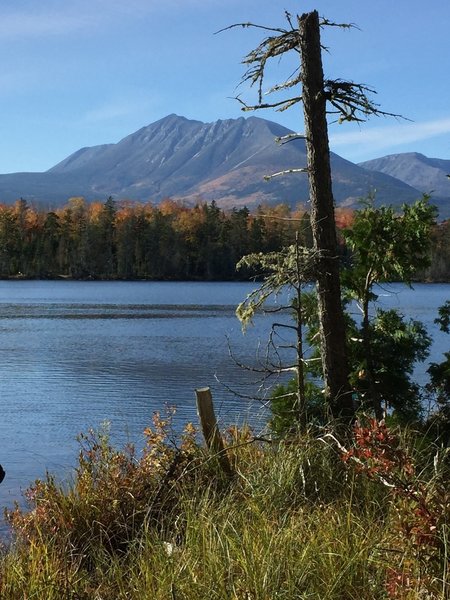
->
269;378;327;436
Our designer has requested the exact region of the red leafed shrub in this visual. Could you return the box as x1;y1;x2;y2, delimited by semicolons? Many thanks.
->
339;418;449;597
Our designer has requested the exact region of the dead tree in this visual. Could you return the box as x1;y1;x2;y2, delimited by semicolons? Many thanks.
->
221;10;401;420
236;239;321;430
298;11;352;417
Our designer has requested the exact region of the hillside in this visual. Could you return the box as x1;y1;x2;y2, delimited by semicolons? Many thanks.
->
0;114;437;212
359;152;450;215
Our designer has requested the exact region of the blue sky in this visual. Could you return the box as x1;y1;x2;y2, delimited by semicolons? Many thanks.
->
0;0;449;173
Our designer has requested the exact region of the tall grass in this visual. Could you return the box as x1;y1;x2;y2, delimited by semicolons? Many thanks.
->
0;417;448;599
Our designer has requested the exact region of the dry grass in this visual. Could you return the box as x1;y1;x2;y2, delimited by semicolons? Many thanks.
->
0;418;448;599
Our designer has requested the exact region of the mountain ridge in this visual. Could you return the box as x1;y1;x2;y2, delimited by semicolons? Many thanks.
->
359;153;450;201
0;114;448;218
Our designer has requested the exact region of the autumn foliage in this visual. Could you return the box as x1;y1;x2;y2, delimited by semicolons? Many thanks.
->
339;418;450;597
0;197;447;281
1;416;448;598
0;198;310;280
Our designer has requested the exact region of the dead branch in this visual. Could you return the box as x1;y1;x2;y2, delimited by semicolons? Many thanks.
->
275;133;306;144
264;168;308;180
225;13;405;125
324;79;406;124
235;96;302;113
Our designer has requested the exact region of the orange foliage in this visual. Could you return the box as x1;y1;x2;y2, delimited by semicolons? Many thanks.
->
88;201;104;222
334;207;355;229
174;205;205;239
158;198;186;216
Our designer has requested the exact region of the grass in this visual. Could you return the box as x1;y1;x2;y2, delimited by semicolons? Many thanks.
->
0;416;448;599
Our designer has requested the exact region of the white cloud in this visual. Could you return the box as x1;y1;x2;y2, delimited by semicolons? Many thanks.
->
0;8;90;40
329;117;450;155
0;0;239;42
81;102;143;124
79;94;162;125
0;1;157;41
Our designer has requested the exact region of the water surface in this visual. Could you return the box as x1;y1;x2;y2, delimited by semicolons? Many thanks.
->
0;280;447;525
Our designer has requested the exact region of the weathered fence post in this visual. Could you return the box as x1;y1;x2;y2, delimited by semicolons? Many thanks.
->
195;387;233;476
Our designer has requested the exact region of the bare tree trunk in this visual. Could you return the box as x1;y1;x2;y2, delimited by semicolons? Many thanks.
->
298;11;354;419
361;293;384;420
294;233;307;430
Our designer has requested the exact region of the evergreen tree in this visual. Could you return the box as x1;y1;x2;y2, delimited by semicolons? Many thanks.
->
342;196;437;419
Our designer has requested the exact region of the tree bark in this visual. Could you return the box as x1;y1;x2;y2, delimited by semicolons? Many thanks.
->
298;11;354;419
361;292;384;420
294;234;307;430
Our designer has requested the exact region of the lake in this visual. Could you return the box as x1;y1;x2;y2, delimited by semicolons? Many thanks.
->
0;280;448;524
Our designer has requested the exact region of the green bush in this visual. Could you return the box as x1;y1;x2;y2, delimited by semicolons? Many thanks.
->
269;378;327;436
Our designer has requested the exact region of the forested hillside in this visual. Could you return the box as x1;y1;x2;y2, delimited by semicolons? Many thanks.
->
0;197;448;282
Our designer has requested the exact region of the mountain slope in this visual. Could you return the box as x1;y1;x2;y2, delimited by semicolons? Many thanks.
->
0;115;445;214
359;153;450;199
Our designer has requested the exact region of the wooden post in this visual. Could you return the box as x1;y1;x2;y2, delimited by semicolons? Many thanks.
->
195;387;233;476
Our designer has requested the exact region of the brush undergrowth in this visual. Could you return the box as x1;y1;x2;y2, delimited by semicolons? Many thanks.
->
0;414;448;599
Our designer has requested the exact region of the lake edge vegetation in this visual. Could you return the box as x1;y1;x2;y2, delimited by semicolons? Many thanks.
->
0;196;448;282
0;412;448;599
0;193;448;598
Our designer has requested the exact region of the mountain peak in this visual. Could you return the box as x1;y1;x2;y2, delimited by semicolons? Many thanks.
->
0;114;448;218
360;152;450;199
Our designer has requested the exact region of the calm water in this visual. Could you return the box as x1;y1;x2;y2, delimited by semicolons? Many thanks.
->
0;280;448;525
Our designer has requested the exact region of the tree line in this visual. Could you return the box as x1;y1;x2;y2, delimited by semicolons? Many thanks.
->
0;196;448;281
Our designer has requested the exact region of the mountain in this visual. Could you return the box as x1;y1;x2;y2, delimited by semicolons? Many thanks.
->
359;153;450;216
0;115;447;215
